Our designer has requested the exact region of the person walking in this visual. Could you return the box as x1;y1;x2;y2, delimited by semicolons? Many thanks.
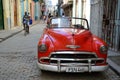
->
22;12;30;33
23;12;30;30
47;13;52;24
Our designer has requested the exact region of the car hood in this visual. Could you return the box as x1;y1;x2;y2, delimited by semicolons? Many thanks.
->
47;28;93;51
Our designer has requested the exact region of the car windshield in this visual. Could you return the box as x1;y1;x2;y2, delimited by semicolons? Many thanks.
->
50;17;89;29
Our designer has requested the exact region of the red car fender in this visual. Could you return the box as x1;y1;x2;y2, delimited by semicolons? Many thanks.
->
92;35;108;60
38;34;54;58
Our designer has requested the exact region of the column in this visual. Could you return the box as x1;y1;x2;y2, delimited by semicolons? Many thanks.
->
2;0;11;30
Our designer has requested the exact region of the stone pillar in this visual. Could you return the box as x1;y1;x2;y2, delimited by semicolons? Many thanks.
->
10;0;14;29
17;0;22;27
2;0;11;30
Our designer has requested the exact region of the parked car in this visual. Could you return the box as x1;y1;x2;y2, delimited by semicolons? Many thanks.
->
37;17;108;73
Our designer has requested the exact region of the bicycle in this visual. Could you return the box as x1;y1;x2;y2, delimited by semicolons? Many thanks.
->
24;21;29;36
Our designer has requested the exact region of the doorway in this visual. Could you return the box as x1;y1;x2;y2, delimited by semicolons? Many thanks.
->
14;0;17;26
0;0;4;30
102;0;120;51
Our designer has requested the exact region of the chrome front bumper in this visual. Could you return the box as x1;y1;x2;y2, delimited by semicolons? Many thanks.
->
37;51;108;72
37;59;108;72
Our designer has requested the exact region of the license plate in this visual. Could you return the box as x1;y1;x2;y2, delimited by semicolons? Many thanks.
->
66;67;85;72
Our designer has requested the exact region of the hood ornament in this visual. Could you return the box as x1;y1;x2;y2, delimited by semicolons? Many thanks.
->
66;45;80;49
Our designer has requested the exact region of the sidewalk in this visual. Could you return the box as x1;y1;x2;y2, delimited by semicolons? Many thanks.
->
107;50;120;76
0;27;23;42
0;21;40;43
0;23;120;76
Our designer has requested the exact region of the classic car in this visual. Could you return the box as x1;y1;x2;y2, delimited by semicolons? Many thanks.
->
37;17;108;73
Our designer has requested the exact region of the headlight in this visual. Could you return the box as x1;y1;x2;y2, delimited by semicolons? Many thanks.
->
38;44;47;52
100;45;108;54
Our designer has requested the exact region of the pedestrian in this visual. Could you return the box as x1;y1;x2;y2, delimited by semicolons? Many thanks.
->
48;13;52;18
47;13;52;24
43;15;46;22
22;12;30;32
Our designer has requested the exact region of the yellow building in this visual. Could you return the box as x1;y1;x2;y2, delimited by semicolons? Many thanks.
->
2;0;40;30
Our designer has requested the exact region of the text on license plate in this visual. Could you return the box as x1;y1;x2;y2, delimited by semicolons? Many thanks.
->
66;67;85;72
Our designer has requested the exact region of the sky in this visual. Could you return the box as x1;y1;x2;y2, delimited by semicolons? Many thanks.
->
51;0;58;5
45;0;58;6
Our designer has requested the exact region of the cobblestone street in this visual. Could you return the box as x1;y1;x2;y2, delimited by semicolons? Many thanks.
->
0;51;120;80
0;51;40;80
0;23;120;80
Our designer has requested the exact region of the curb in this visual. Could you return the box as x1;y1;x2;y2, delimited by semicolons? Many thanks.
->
0;30;23;43
107;58;120;76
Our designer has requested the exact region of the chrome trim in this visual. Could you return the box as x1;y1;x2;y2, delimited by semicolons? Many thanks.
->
51;51;96;54
39;57;104;66
37;62;108;72
40;57;49;60
49;51;98;58
37;51;107;72
57;63;95;66
88;59;92;72
49;58;105;65
66;45;80;49
38;57;107;72
39;57;49;63
50;58;104;61
58;60;61;72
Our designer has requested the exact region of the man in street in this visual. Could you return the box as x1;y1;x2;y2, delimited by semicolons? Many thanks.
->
22;12;30;33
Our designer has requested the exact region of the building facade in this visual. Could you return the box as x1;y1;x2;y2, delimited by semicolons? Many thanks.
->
62;0;90;24
62;0;73;17
101;0;120;52
90;0;103;37
1;0;40;30
90;0;120;52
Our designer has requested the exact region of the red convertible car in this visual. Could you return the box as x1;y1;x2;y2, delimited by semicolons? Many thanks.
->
37;17;108;72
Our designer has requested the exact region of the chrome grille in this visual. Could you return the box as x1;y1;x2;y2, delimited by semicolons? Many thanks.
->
50;60;96;64
48;51;102;65
50;51;97;59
